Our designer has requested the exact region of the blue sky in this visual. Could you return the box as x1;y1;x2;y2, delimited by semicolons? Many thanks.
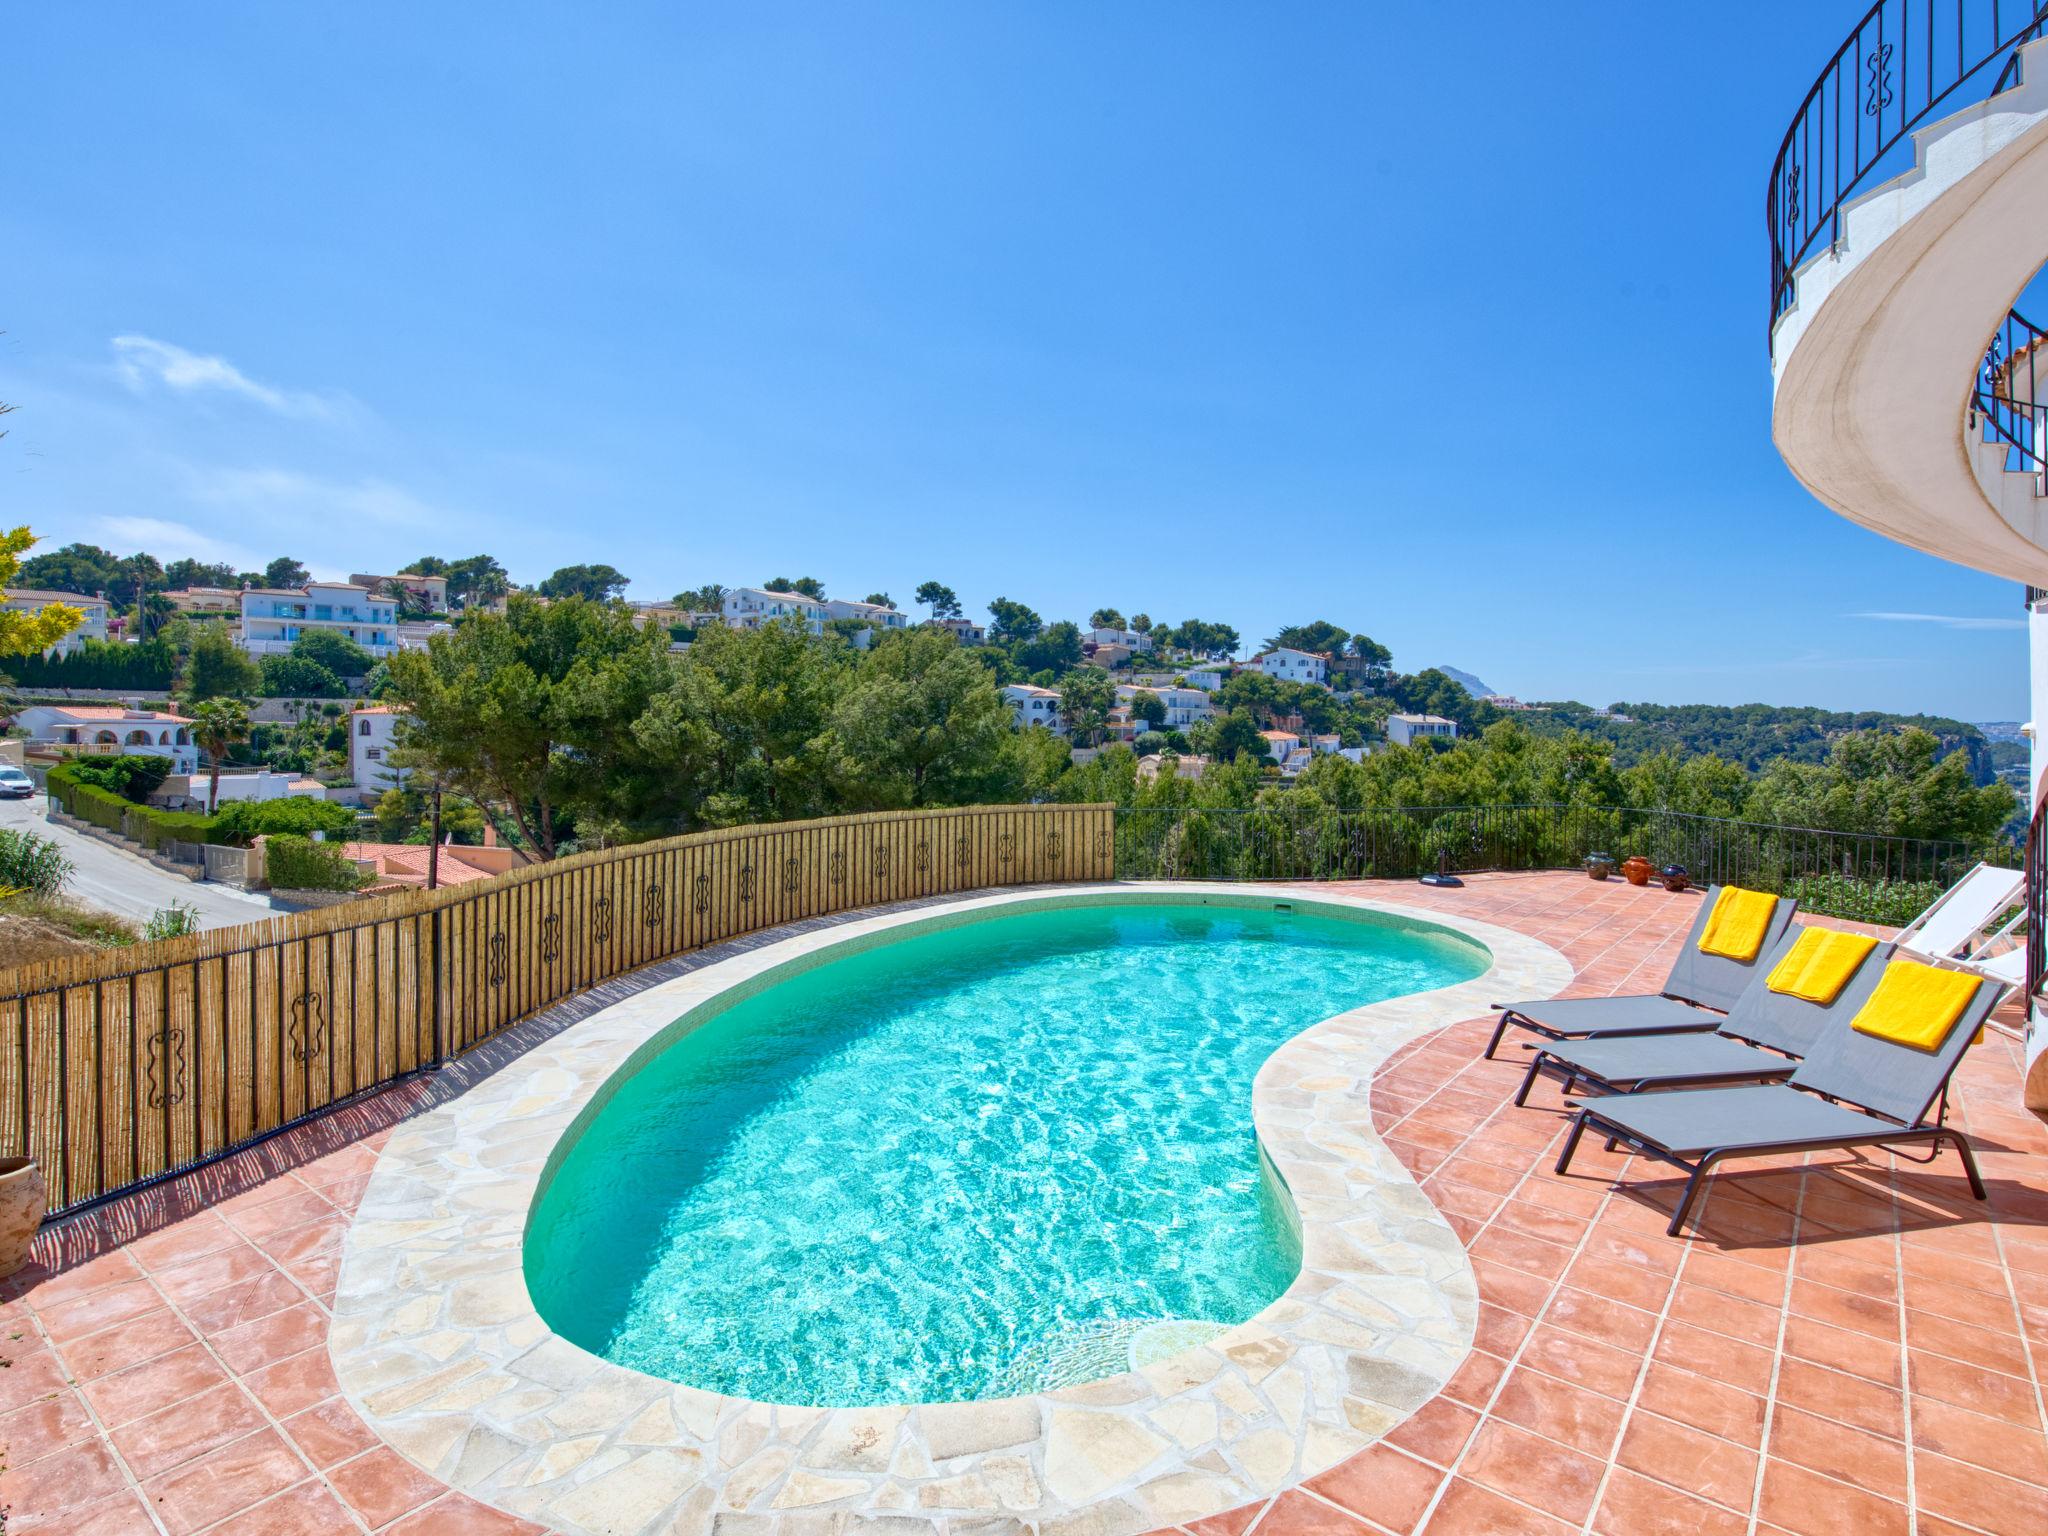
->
0;3;2030;718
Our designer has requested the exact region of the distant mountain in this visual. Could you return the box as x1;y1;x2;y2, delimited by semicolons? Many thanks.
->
1434;666;1495;698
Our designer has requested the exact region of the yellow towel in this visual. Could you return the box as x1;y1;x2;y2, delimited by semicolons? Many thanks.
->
1766;928;1879;1004
1849;960;1982;1052
1697;886;1778;962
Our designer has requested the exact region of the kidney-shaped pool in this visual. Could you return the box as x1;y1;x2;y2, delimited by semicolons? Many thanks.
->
523;899;1487;1407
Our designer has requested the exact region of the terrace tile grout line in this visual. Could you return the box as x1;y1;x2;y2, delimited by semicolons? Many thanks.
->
1572;1158;1703;1534
1396;1066;1633;1531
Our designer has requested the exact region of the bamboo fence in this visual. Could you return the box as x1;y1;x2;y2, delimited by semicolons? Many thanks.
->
1;803;1114;1218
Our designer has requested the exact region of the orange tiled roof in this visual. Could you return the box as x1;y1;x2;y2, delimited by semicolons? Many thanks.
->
31;705;193;724
341;842;496;886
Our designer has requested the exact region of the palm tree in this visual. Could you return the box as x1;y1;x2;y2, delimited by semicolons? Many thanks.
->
137;591;176;639
189;697;251;811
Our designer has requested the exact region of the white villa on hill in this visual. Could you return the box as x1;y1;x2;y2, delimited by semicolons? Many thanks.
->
164;587;243;618
1387;713;1458;747
719;588;827;633
1250;647;1328;686
822;598;909;632
351;572;451;613
1001;684;1065;736
4;589;110;655
1085;626;1153;653
932;617;986;645
1114;684;1213;731
239;582;398;658
17;704;198;774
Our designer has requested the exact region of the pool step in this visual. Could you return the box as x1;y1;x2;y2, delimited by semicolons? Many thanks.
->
991;1316;1232;1394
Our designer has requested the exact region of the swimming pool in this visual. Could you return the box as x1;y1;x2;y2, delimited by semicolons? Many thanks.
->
523;899;1486;1407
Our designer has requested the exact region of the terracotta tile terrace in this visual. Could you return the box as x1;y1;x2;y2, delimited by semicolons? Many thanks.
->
1;871;2044;1535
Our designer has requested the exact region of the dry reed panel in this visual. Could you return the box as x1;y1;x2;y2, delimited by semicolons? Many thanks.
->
0;804;1112;1215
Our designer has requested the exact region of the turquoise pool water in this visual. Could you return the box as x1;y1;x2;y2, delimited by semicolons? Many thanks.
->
524;900;1484;1406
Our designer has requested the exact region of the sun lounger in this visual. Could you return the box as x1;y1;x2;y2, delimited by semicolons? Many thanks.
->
1894;862;2023;965
1512;932;1891;1107
1553;964;2005;1236
1485;885;1797;1058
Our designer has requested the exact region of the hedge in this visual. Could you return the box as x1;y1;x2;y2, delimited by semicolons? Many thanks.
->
46;758;358;852
48;765;218;853
4;637;176;690
264;834;371;893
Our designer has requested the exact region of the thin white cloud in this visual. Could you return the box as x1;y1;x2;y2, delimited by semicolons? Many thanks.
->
110;335;345;420
93;516;264;574
1848;610;2026;632
182;465;455;530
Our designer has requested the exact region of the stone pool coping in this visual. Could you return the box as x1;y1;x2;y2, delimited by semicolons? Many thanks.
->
330;882;1571;1536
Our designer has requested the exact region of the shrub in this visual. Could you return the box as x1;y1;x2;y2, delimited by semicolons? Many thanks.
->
211;795;359;845
264;834;370;893
290;628;374;678
0;829;70;896
1783;871;1949;927
134;808;219;853
142;902;200;941
64;754;171;802
259;655;342;698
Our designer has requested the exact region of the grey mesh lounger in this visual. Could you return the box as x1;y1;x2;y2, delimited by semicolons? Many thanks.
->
1485;886;1798;1059
1511;934;1893;1108
1554;968;2006;1236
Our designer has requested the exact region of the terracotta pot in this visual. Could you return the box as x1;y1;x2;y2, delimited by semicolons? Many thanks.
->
1621;856;1654;887
0;1158;43;1280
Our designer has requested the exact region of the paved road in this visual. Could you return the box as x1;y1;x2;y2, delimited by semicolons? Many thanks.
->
0;794;282;932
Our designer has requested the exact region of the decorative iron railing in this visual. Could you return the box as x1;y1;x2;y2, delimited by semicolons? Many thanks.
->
1768;0;2048;336
1113;803;2016;914
1973;307;2048;478
2027;781;2046;1001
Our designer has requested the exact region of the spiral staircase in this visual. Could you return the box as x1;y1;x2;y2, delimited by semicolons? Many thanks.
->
1766;4;2048;1108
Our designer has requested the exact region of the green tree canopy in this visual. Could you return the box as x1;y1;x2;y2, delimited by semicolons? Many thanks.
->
1745;728;2014;843
183;623;263;701
766;575;826;599
1209;710;1272;765
14;542;165;607
915;581;962;620
1056;667;1115;745
1089;607;1125;631
263;557;310;589
673;583;727;611
291;627;374;678
385;594;675;856
1163;618;1239;658
1265;620;1349;656
539;563;630;602
828;627;1016;808
987;597;1043;643
163;557;239;589
259;655;343;698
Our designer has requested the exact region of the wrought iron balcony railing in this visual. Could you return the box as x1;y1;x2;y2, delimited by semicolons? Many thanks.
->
1768;0;2048;338
1974;306;2048;482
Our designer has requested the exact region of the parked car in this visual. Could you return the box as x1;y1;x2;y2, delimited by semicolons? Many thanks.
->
0;766;36;799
